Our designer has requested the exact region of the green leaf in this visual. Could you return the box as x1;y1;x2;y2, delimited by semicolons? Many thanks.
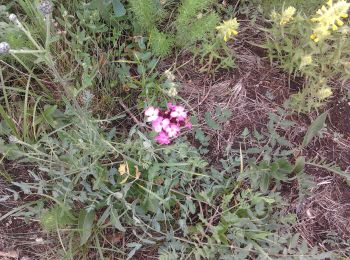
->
0;104;18;136
302;112;328;147
112;0;126;17
293;156;305;174
110;208;126;232
260;174;270;193
205;112;221;130
78;209;95;245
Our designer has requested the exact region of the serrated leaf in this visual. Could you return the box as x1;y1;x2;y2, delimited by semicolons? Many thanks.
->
302;112;328;147
205;112;221;130
78;209;95;245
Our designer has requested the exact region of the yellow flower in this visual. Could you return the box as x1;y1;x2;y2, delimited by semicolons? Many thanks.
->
300;55;313;68
280;6;296;25
270;6;296;25
310;0;350;42
317;87;333;100
216;18;239;42
118;162;128;176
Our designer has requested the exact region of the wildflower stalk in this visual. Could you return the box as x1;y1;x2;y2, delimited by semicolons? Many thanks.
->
0;67;10;113
8;13;81;111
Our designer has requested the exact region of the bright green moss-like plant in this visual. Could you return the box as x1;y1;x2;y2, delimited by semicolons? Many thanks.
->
129;0;164;33
149;28;174;57
175;0;218;47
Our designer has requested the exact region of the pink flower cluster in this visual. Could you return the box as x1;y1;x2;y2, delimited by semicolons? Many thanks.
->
145;103;192;145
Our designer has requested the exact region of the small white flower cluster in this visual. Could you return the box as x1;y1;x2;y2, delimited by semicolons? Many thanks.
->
164;69;178;97
0;42;10;54
81;90;95;107
38;0;53;16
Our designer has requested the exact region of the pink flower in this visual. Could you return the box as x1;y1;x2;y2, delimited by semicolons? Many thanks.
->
167;102;176;110
165;124;180;138
145;106;159;122
155;131;171;145
152;117;163;132
185;122;192;129
152;117;170;133
170;106;187;121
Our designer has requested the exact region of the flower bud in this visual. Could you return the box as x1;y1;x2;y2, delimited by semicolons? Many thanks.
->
8;14;18;22
0;42;10;54
38;0;53;15
8;135;19;143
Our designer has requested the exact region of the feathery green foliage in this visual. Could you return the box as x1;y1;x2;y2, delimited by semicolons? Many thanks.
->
149;28;174;57
175;0;218;47
130;0;164;33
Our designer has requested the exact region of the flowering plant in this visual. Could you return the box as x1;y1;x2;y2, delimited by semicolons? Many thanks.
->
266;1;350;112
144;103;192;145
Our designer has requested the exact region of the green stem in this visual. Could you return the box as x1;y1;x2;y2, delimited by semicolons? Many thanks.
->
0;67;10;113
45;15;51;50
10;50;46;54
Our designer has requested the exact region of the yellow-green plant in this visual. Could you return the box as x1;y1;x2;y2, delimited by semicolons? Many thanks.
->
265;1;350;112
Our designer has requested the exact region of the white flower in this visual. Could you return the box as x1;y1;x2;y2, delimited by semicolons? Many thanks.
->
170;106;187;120
165;124;180;138
167;86;178;97
164;69;175;81
144;106;159;122
0;42;10;54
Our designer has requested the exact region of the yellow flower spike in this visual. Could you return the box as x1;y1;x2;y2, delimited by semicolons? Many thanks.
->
280;6;296;25
310;0;350;42
216;18;239;42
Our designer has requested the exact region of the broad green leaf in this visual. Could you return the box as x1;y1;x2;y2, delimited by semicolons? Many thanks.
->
302;112;328;147
78;209;95;245
112;0;126;17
